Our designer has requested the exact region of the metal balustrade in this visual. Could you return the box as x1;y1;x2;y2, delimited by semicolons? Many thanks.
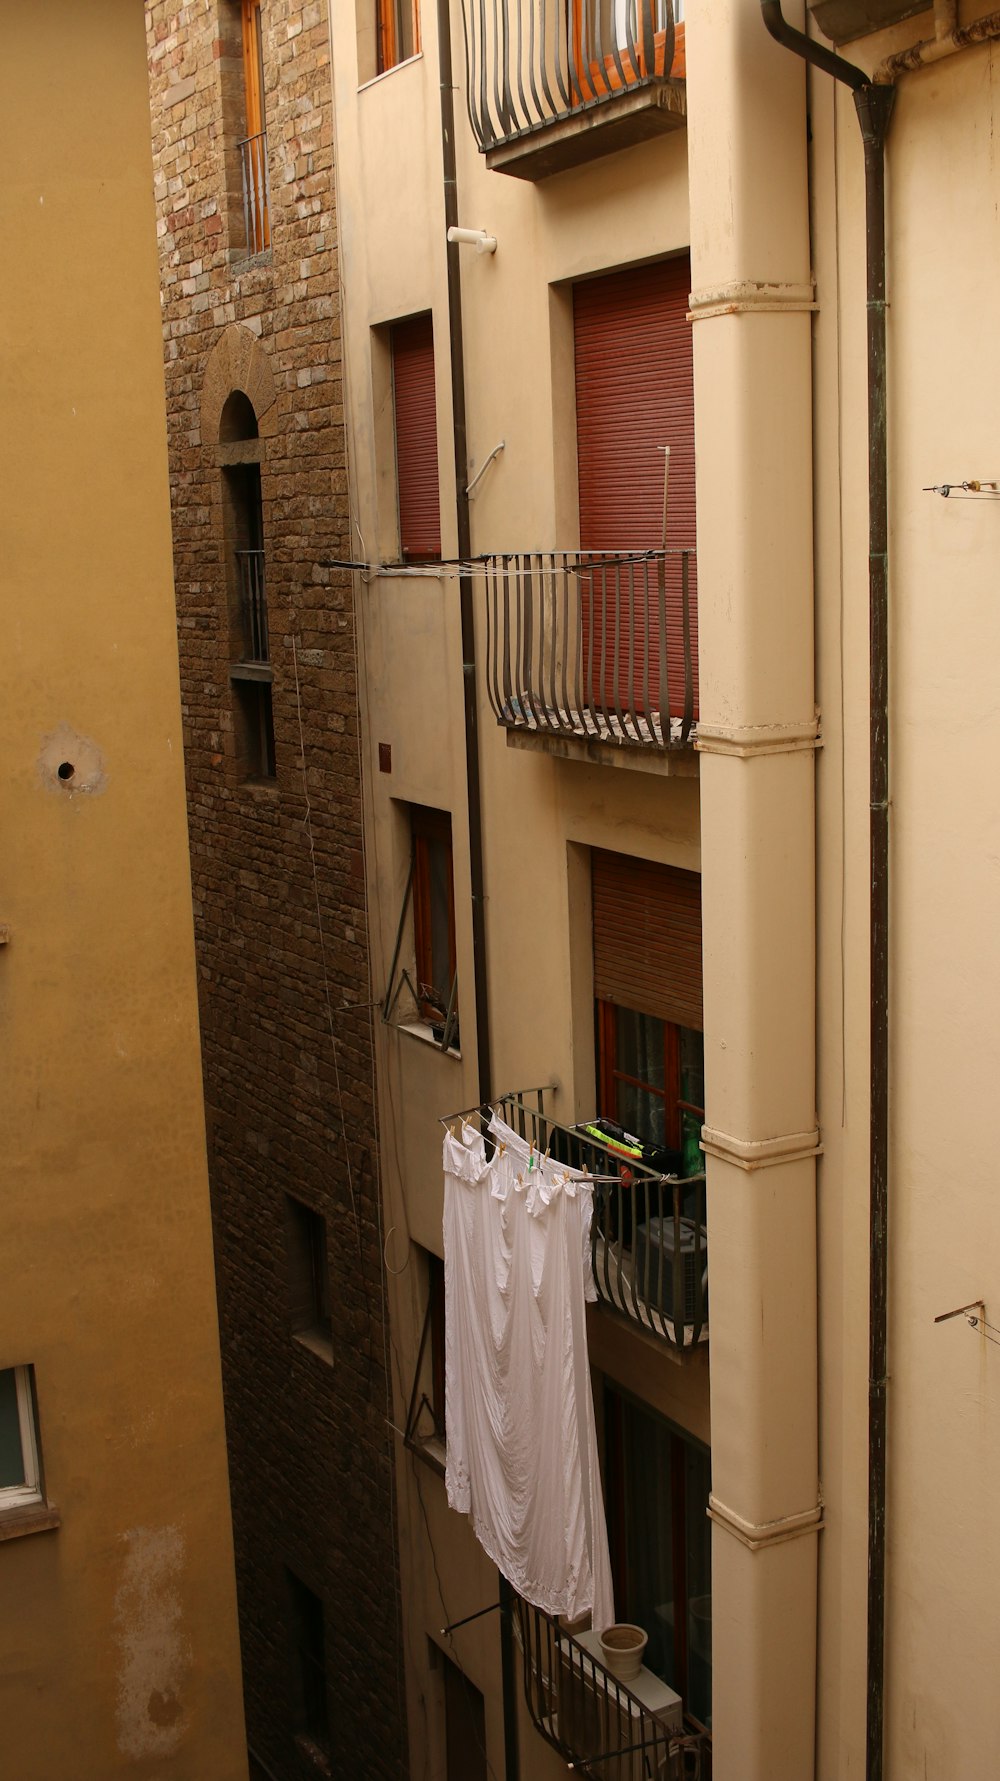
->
481;550;697;751
238;129;270;255
495;1093;707;1352
516;1597;712;1779
236;549;269;662
459;0;681;153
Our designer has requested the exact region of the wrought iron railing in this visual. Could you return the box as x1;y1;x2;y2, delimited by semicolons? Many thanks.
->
516;1597;712;1779
459;0;681;153
238;129;270;255
236;549;269;662
482;550;697;750
495;1093;707;1352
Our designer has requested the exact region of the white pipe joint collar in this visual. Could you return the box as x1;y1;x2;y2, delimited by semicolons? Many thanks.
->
447;225;497;255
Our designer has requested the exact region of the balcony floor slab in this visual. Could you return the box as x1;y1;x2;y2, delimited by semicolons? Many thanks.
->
485;80;686;181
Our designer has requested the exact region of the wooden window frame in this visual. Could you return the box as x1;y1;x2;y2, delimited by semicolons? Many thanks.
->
0;1367;43;1511
240;0;269;251
376;0;420;74
597;1000;703;1151
411;806;456;1027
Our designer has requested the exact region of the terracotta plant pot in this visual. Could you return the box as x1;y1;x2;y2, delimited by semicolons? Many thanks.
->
598;1622;648;1682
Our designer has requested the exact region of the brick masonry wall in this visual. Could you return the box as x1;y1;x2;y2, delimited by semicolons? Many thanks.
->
146;5;407;1777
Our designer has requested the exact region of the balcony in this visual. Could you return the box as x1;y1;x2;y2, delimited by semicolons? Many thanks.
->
496;1094;707;1353
482;550;697;770
458;0;686;180
516;1597;712;1779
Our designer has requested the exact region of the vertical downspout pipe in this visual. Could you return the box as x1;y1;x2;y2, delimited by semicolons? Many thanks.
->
759;8;894;1778
435;4;520;1779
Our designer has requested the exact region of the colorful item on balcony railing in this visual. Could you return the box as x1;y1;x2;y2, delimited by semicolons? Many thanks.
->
495;1093;707;1350
459;0;684;153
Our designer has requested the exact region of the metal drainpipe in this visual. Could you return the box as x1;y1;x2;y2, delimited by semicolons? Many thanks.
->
435;3;520;1778
760;8;894;1778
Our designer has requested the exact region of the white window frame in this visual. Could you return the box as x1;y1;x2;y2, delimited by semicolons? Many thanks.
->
1;1367;43;1510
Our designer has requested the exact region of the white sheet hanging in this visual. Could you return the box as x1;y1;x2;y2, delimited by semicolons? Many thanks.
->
443;1113;615;1633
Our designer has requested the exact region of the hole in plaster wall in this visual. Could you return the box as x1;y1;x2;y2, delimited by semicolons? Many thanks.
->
38;723;107;796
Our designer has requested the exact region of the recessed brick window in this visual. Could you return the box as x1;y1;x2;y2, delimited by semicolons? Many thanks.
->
286;1196;332;1358
287;1571;330;1758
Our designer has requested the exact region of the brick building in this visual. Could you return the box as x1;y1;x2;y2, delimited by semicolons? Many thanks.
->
145;4;406;1776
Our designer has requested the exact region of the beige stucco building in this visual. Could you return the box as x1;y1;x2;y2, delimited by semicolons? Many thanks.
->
327;0;1000;1774
0;5;247;1777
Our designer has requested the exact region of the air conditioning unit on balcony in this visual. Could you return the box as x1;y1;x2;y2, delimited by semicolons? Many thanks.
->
556;1629;682;1781
635;1216;708;1326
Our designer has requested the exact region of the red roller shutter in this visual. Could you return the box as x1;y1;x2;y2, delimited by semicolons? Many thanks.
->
392;314;441;561
592;849;702;1031
573;259;697;720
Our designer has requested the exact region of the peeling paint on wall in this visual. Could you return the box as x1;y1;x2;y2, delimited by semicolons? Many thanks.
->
113;1526;190;1760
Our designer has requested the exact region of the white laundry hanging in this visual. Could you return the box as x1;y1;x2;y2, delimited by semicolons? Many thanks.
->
442;1112;615;1633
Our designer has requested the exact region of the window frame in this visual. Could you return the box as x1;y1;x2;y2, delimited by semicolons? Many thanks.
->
597;1000;704;1156
602;1381;711;1729
376;0;420;74
0;1366;43;1512
411;805;457;1030
404;1249;447;1473
239;0;270;252
285;1196;333;1357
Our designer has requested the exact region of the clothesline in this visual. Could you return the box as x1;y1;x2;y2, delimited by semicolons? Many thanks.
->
439;1101;628;1185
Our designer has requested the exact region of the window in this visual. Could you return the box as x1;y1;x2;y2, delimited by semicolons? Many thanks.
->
376;0;419;73
287;1571;330;1754
603;1385;712;1727
0;1367;42;1511
574;260;698;722
391;315;441;562
239;0;269;253
405;1249;446;1468
220;393;276;781
439;1649;487;1781
411;806;457;1034
286;1198;332;1356
592;849;703;1168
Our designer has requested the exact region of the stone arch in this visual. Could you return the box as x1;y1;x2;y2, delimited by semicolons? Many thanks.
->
200;324;277;445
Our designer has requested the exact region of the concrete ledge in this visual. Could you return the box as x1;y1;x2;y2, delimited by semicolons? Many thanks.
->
485;81;686;181
505;727;699;776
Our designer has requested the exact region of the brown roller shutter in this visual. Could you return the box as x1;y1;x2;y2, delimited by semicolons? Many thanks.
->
592;849;702;1031
573;259;698;720
391;314;441;561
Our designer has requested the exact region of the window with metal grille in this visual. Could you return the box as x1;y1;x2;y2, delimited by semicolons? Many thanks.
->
220;394;276;781
391;314;441;561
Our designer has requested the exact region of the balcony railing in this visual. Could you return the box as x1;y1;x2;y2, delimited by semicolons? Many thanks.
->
496;1093;707;1352
516;1597;712;1780
238;130;270;255
236;549;269;662
482;551;697;752
460;0;683;158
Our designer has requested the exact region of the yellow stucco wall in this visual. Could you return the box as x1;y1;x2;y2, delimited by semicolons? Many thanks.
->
0;5;247;1776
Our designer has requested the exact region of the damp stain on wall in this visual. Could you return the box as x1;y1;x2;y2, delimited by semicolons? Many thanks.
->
113;1525;190;1760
